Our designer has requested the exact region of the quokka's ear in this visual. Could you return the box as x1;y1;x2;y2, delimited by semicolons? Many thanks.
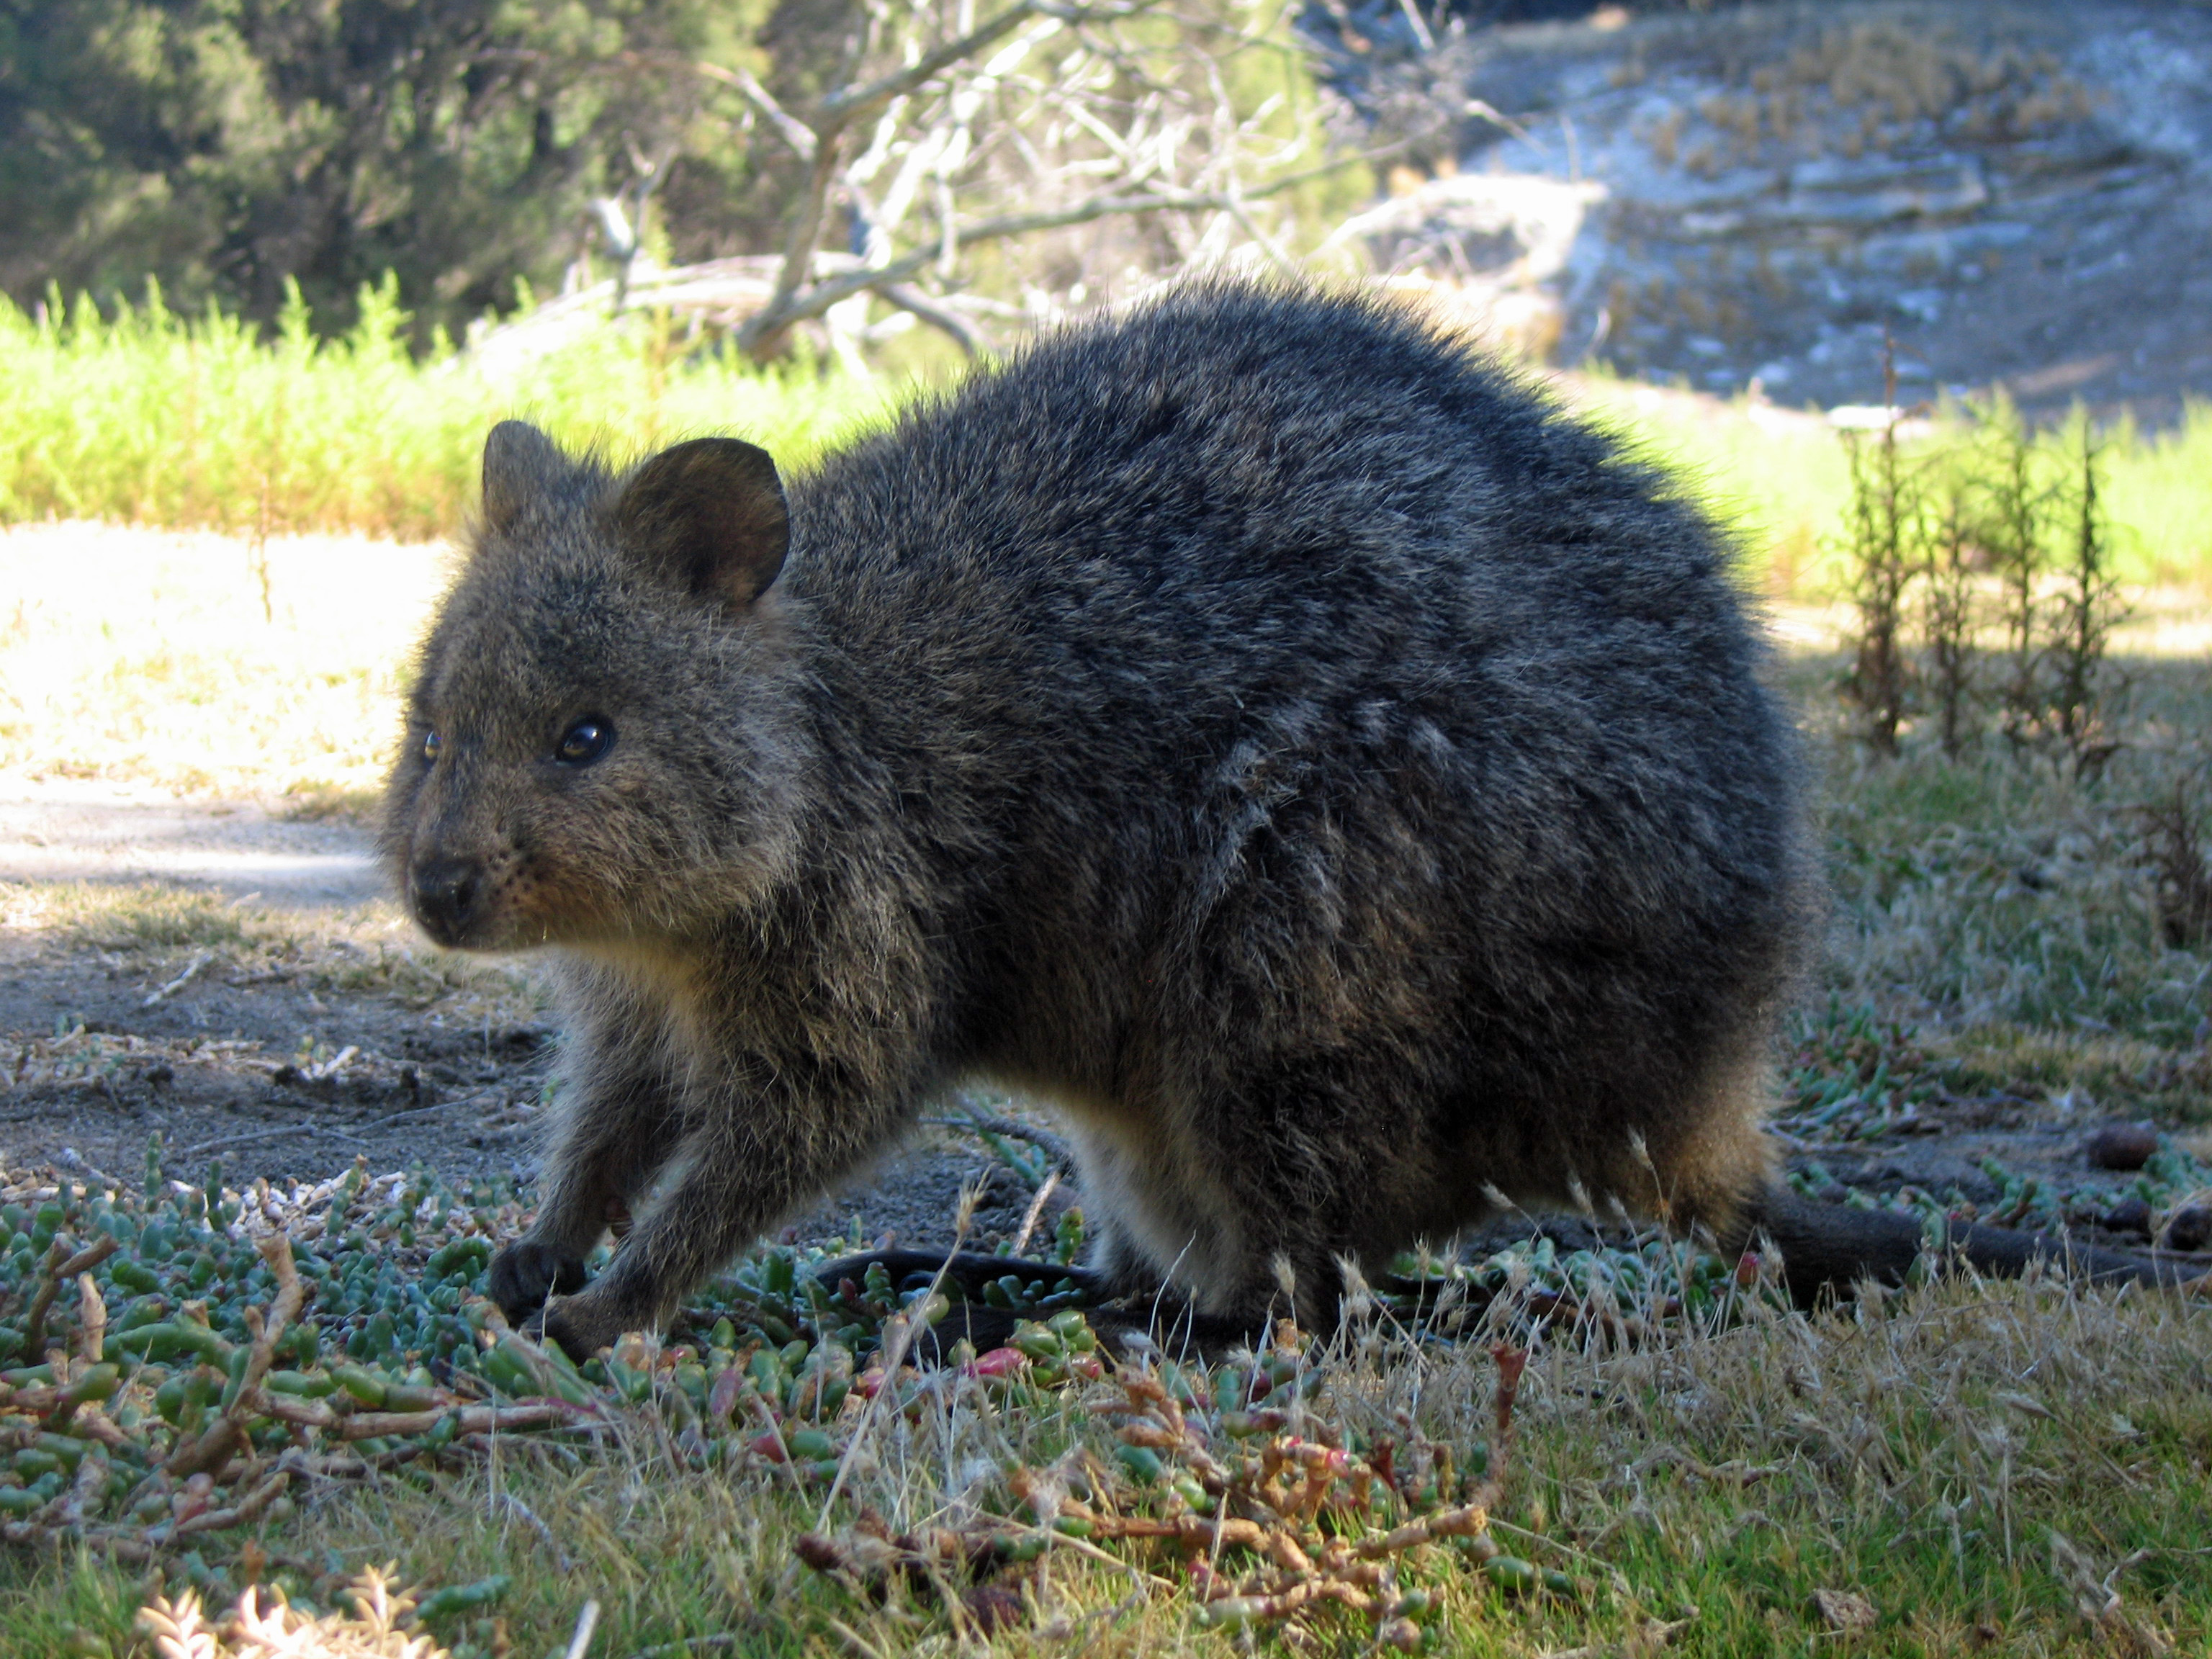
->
480;421;570;533
613;437;789;608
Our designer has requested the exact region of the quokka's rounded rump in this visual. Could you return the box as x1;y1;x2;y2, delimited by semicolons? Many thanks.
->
382;281;1816;1357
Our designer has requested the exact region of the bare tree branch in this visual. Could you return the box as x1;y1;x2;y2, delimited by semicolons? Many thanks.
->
816;0;1051;128
696;62;819;162
745;131;850;358
729;109;1451;351
878;283;986;355
732;118;1444;346
669;0;1440;365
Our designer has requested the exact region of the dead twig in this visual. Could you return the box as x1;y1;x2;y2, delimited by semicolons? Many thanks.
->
802;1341;1542;1645
22;1233;118;1359
142;950;215;1007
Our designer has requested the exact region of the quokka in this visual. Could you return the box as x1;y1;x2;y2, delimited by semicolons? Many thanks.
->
382;283;2188;1358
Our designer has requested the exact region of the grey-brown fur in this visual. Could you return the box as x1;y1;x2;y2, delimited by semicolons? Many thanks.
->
380;283;2168;1358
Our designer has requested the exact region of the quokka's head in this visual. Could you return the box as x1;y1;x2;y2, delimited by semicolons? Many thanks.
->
379;421;811;951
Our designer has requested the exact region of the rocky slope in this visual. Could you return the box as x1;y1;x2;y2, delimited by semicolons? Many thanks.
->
1329;0;2212;415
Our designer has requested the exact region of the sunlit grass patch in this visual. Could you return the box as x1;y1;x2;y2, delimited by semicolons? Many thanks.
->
0;521;444;799
38;881;254;954
7;282;2210;599
274;781;385;824
1560;372;1853;594
1569;377;2212;597
0;282;902;544
2;878;544;1028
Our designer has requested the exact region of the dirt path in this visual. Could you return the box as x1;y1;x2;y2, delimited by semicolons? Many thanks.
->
0;782;1054;1254
0;776;383;909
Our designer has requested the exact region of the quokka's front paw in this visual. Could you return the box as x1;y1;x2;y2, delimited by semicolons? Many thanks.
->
487;1238;588;1321
537;1289;649;1363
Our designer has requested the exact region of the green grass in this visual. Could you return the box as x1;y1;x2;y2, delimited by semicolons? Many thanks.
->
1776;644;2212;1126
1574;377;2212;596
7;282;2211;593
1564;372;1856;593
0;280;902;544
2103;403;2212;587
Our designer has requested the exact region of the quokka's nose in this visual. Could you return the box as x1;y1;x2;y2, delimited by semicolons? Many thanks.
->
411;857;483;942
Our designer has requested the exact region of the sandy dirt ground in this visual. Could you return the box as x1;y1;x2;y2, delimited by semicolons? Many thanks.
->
0;778;1060;1255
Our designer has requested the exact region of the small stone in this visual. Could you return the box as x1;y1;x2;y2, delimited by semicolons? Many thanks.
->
1812;1588;1877;1632
2103;1195;2154;1236
2082;1123;2158;1172
2162;1205;2212;1254
959;1585;1026;1636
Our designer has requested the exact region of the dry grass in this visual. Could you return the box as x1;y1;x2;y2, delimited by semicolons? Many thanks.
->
1769;604;2212;1125
13;1274;2208;1657
0;523;449;804
1;877;542;1033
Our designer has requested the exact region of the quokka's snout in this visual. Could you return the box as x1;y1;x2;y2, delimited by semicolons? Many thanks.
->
406;854;481;945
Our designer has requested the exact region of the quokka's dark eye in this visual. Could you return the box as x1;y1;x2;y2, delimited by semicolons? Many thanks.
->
422;729;441;764
556;717;613;766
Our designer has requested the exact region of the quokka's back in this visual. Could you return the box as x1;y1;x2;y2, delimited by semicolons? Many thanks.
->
387;281;1817;1355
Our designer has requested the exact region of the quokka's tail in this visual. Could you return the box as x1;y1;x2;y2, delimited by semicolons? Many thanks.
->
1740;1187;2212;1306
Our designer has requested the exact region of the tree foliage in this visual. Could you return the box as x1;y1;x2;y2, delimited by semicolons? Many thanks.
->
4;0;1362;347
0;0;780;340
1;0;1364;349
